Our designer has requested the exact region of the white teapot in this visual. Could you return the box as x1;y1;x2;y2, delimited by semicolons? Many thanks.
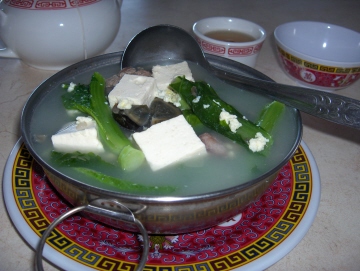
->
0;0;122;70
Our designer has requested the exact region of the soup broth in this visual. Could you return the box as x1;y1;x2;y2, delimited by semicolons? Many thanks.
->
29;61;299;197
205;30;256;43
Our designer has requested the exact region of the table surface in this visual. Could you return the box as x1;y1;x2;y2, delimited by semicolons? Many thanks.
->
1;0;359;270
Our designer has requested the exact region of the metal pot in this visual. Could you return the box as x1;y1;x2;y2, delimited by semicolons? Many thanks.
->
21;52;302;235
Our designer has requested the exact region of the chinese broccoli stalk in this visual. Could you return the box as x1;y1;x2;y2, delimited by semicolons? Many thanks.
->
51;151;176;194
170;77;284;153
61;72;144;171
256;100;285;133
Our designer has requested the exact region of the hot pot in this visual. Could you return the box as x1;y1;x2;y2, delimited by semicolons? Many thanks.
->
21;52;302;237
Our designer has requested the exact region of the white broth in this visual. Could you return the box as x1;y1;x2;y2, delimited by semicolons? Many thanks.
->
29;61;300;196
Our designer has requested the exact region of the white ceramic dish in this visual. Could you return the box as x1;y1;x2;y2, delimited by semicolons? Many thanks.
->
274;21;360;90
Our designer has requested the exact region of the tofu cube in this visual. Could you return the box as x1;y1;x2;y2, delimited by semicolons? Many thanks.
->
108;74;156;109
152;61;194;91
132;115;207;171
75;116;96;130
51;117;104;154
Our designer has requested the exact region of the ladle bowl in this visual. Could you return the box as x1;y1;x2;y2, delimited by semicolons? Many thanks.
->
122;24;360;129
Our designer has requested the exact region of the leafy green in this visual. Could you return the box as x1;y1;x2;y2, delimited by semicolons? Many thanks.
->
61;72;144;171
257;101;285;133
76;168;176;194
51;151;177;194
117;145;146;172
170;76;273;152
51;150;114;169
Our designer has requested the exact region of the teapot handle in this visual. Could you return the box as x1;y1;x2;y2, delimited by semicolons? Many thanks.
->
116;0;123;7
0;8;19;58
0;47;18;58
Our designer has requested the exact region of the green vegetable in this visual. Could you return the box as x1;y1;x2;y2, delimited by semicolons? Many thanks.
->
178;98;203;128
117;145;146;172
51;151;177;194
257;101;285;133
51;151;115;169
61;72;144;170
76;168;176;194
170;76;273;152
182;109;202;126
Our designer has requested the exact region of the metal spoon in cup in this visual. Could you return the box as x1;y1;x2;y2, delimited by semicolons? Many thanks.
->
121;24;360;129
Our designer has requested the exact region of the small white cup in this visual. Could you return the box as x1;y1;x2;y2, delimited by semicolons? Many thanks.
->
193;17;266;68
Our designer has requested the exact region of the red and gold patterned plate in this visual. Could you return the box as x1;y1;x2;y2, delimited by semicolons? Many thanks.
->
3;139;320;271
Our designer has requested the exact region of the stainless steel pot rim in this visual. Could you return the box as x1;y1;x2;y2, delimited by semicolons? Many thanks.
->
21;51;303;203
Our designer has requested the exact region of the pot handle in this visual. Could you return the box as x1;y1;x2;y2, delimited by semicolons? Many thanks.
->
34;199;149;271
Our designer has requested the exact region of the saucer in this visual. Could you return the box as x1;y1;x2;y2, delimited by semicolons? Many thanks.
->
3;139;320;270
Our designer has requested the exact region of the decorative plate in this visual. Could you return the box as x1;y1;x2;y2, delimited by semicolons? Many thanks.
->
3;139;320;271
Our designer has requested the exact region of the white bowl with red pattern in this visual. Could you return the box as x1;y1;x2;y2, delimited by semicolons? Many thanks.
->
0;0;122;70
274;21;360;91
192;17;266;68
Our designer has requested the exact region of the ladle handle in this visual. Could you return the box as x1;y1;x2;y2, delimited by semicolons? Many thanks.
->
34;199;149;271
212;67;360;129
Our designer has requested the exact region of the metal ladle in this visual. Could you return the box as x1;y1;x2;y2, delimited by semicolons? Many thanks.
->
121;24;360;129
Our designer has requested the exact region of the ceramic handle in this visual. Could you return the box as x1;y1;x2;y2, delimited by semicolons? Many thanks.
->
0;8;18;58
0;6;5;20
0;47;18;58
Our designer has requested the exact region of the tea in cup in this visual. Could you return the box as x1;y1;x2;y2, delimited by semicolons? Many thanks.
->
193;17;266;68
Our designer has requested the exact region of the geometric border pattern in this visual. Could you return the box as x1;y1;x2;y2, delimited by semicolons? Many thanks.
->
12;144;312;270
3;0;103;10
277;46;360;74
195;37;264;58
